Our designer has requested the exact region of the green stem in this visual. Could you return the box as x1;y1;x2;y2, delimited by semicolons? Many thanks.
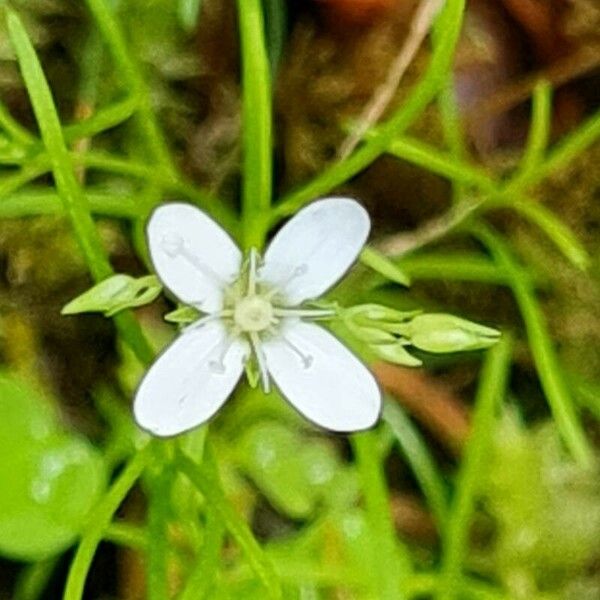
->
472;223;593;467
0;189;139;219
64;446;151;600
383;401;449;531
14;559;58;600
7;10;153;366
508;81;552;190
176;447;282;599
180;506;226;600
0;97;35;145
147;461;173;600
439;335;514;600
352;430;412;600
84;0;176;176
237;0;273;249
272;0;465;221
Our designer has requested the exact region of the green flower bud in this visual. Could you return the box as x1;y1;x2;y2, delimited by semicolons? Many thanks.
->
62;274;162;317
406;314;500;353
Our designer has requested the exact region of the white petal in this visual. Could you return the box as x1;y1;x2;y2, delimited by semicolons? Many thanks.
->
260;197;370;305
262;321;381;432
147;203;241;313
134;321;246;436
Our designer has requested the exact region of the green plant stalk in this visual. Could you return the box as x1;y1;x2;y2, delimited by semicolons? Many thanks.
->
508;81;551;189
176;448;282;599
103;523;148;551
6;11;154;366
272;0;465;221
398;252;515;285
180;506;226;600
383;401;448;530
352;430;412;600
520;105;600;189
472;223;593;467
147;464;173;600
63;95;139;143
13;559;58;600
0;156;51;198
0;190;139;219
64;445;151;600
237;0;273;249
80;151;239;234
384;136;589;269
0;98;35;145
84;0;176;176
439;334;514;600
0;148;239;236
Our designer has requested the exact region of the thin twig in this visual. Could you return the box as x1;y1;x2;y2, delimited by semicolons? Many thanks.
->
338;0;444;159
377;198;482;257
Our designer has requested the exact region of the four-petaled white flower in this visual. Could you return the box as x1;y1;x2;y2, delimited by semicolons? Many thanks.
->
134;197;382;436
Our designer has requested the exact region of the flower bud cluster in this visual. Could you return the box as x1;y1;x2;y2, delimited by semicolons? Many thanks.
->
342;304;500;365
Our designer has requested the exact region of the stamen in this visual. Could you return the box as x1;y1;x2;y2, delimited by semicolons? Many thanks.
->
281;335;313;369
208;335;237;375
273;308;335;320
264;264;308;299
249;332;270;393
183;310;233;334
161;233;228;286
247;248;260;296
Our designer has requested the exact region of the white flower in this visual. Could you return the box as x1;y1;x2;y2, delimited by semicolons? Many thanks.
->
134;197;381;436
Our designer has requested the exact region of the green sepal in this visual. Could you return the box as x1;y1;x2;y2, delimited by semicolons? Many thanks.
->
164;305;201;324
372;342;422;366
344;303;420;323
245;359;260;389
360;247;411;286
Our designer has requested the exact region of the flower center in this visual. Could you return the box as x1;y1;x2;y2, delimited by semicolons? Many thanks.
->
233;295;274;333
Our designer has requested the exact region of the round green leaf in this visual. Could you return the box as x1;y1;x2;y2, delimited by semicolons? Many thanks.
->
0;374;106;561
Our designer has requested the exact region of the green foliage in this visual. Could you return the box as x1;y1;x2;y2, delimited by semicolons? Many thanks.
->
0;0;598;598
481;413;600;598
236;422;357;519
0;374;105;561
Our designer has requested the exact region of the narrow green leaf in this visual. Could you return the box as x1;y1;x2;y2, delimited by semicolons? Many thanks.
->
352;431;412;599
272;0;466;220
439;334;514;600
6;10;154;365
509;199;590;270
64;446;151;600
472;223;593;467
509;80;552;189
372;342;422;367
361;246;411;286
262;0;287;75
177;448;283;599
383;401;448;530
237;0;272;248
